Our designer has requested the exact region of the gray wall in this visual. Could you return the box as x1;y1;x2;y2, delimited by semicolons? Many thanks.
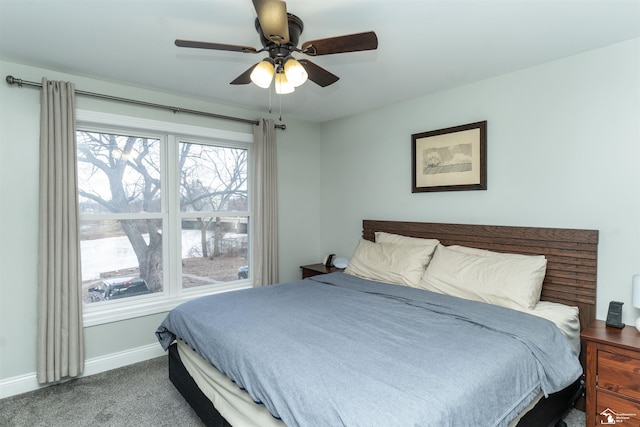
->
319;38;640;326
0;61;323;383
1;37;639;391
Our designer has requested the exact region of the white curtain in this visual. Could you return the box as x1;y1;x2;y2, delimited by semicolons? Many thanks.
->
251;118;279;286
37;78;84;383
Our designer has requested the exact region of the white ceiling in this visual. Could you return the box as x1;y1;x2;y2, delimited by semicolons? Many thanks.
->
1;0;639;123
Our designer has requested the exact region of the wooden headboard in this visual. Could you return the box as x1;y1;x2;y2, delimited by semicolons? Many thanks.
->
362;220;599;331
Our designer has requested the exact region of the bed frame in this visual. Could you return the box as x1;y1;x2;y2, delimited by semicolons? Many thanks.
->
168;220;599;427
362;220;599;331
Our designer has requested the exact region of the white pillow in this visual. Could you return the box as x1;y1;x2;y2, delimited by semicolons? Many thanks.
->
418;245;547;310
447;244;538;260
345;239;437;288
525;301;581;356
375;231;440;248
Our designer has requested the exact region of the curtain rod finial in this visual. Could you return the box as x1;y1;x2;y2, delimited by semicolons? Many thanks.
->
5;75;23;87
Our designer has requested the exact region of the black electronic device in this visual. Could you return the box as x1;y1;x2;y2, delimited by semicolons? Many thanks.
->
323;254;335;268
605;301;625;329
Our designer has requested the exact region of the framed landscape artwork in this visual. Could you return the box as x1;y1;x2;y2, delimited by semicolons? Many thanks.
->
411;121;487;193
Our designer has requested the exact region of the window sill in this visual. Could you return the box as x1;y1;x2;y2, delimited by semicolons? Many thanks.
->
82;282;252;327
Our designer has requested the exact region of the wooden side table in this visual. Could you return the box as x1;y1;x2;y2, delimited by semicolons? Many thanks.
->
300;263;343;279
581;320;640;426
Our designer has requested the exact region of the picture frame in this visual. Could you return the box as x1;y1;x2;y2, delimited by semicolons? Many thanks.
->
411;121;487;193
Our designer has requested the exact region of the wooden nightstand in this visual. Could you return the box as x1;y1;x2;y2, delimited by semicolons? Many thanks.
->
300;263;343;279
581;320;640;426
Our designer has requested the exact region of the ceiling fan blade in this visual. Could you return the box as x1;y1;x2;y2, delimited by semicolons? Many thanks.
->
302;31;378;56
175;39;257;54
298;59;339;87
230;64;259;85
252;0;289;44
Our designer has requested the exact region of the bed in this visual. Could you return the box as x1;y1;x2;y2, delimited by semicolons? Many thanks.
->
156;220;599;427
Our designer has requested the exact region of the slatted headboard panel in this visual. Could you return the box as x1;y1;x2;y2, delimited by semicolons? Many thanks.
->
362;220;599;331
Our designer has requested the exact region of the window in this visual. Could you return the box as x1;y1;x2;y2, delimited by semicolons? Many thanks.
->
178;140;249;289
76;111;253;326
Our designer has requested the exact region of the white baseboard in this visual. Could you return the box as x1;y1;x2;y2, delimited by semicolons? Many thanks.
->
0;343;166;400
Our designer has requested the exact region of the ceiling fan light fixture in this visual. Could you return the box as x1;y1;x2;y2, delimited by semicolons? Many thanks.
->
250;59;275;88
175;3;379;96
283;57;308;87
274;71;295;94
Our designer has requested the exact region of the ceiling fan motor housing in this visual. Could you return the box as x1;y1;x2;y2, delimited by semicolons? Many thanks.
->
255;13;303;49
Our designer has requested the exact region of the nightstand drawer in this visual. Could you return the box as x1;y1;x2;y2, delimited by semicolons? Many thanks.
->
598;350;640;401
582;321;640;427
596;391;640;425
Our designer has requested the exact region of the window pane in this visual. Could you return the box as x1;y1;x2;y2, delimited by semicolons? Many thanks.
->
179;142;248;213
182;216;249;288
81;219;163;303
77;131;161;214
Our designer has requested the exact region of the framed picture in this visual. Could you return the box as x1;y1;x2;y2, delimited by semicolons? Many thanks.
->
411;121;487;193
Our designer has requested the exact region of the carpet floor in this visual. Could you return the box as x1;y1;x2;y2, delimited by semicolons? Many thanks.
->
0;356;203;427
0;356;586;426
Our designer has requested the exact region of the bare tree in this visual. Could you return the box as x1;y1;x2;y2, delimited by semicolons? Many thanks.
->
78;133;247;293
179;144;247;259
77;132;163;291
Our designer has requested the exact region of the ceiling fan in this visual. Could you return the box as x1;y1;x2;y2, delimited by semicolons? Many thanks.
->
175;0;378;94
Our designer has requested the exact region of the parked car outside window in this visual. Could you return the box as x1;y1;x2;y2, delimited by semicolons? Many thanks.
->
88;277;151;302
237;265;248;280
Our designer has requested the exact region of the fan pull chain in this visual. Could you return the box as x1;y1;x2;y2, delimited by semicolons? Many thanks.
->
268;80;273;114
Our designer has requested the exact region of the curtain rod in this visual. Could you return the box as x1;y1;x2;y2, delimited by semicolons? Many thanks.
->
5;75;286;130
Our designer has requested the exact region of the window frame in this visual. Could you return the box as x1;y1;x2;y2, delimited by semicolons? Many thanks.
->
77;110;254;327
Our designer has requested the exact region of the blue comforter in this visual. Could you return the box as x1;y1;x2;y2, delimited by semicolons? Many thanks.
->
156;272;581;427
